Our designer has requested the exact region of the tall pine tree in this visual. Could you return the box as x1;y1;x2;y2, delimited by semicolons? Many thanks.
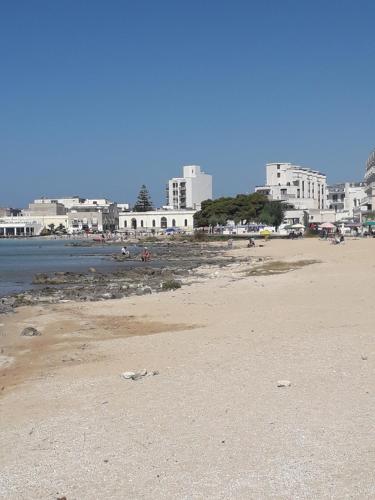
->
133;184;154;212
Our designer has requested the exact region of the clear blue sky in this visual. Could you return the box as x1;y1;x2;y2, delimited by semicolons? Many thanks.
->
1;0;375;208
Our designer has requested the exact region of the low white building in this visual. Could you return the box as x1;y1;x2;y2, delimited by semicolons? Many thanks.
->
0;219;43;237
283;209;306;225
0;214;69;235
256;162;327;210
25;197;120;232
166;165;212;210
118;209;195;232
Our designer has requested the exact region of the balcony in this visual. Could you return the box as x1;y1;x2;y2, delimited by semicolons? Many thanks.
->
365;166;375;182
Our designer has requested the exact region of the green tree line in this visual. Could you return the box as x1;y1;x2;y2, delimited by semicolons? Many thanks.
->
194;193;285;229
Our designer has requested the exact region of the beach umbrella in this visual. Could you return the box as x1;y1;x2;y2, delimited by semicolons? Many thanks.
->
319;222;335;229
260;229;271;236
291;223;305;229
363;220;375;226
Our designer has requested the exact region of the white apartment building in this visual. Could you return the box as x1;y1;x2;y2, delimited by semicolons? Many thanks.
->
363;149;375;211
256;162;327;210
166;165;212;210
327;182;366;217
119;209;195;232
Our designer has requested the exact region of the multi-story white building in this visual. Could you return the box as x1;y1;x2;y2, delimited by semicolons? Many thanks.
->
327;182;366;217
68;199;119;232
166;165;212;210
363;149;375;211
256;162;327;210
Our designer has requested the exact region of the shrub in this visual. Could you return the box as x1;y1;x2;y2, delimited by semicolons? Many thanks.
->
162;279;182;291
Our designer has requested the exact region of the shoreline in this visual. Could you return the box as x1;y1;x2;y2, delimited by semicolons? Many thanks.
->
0;240;236;310
1;238;374;498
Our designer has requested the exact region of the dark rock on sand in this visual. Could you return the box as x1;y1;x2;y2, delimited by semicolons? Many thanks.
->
21;327;41;337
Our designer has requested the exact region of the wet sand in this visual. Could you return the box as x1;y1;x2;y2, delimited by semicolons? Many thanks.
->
0;238;374;499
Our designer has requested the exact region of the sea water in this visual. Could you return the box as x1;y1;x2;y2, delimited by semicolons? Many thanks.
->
0;238;138;297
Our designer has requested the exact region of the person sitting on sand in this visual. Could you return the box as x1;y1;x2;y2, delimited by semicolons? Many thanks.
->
247;238;255;248
141;247;151;262
121;246;130;257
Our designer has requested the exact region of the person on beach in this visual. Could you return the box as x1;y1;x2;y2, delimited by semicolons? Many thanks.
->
247;238;255;248
141;247;151;262
227;238;233;248
121;246;130;257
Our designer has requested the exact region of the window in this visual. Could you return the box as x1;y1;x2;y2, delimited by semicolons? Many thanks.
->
152;219;156;227
277;164;280;169
287;182;290;186
172;219;176;227
161;217;167;228
124;220;127;228
277;172;280;178
184;219;188;227
140;220;144;228
131;218;137;229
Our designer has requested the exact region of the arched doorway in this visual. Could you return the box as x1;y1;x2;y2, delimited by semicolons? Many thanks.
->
161;217;167;228
131;218;137;230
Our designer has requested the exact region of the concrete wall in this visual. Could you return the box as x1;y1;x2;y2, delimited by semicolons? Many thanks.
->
25;202;67;216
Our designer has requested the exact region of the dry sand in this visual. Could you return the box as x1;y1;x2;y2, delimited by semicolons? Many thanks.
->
0;238;374;499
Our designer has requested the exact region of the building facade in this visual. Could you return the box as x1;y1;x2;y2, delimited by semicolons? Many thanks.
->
23;200;67;216
363;149;375;211
166;165;212;210
119;209;195;232
256;162;327;210
34;197;85;209
0;214;69;236
327;182;366;217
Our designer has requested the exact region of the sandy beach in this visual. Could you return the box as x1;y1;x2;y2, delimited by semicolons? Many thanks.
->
1;238;374;499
